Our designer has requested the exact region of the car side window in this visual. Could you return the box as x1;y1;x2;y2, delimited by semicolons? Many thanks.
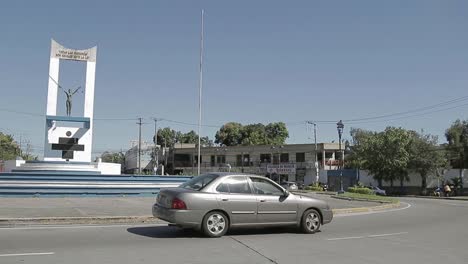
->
218;176;252;194
250;177;284;196
216;183;229;193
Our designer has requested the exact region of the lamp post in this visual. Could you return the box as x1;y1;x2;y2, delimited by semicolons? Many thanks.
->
337;120;345;194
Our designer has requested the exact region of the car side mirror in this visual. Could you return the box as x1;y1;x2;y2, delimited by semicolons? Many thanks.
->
283;190;290;197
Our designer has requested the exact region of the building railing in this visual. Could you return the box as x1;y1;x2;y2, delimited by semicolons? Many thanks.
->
173;160;337;170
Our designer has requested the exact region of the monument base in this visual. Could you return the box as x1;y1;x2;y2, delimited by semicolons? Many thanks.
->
4;160;121;175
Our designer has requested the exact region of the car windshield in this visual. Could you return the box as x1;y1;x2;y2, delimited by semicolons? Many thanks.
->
179;174;218;191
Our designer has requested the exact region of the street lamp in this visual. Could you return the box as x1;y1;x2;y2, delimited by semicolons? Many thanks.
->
336;120;345;194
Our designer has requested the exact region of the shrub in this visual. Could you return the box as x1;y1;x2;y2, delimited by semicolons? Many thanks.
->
347;186;375;195
305;184;323;191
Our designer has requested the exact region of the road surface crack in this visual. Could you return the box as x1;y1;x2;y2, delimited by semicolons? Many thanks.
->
229;236;279;264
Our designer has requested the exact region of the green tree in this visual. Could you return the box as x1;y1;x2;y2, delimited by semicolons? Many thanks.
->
265;122;289;145
0;132;20;161
215;122;289;146
241;123;268;145
100;151;125;164
408;131;448;195
179;130;198;144
156;128;213;147
445;119;468;193
215;122;243;146
347;128;374;170
348;127;412;189
157;127;179;147
380;127;412;191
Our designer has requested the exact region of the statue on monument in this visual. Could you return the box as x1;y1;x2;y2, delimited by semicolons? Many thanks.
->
61;86;82;116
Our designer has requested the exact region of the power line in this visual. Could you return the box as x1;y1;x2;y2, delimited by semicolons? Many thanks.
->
2;94;468;129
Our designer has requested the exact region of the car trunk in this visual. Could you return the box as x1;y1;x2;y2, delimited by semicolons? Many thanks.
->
157;188;197;208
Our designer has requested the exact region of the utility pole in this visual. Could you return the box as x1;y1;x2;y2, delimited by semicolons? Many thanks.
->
197;9;205;176
153;118;161;175
307;121;319;184
137;118;143;174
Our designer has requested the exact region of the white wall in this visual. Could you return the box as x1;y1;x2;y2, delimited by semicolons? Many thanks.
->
97;162;121;175
358;169;467;187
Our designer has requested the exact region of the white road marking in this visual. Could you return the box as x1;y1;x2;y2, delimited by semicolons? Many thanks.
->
0;252;55;257
327;236;365;241
327;232;408;241
367;232;408;237
334;202;412;217
0;223;167;230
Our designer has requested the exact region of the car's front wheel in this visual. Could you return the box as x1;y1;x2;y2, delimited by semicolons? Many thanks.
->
301;209;321;234
202;211;229;238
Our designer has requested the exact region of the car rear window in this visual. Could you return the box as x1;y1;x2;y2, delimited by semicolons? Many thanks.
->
179;174;218;191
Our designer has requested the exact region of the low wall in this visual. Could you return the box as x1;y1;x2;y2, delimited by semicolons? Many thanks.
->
0;172;192;197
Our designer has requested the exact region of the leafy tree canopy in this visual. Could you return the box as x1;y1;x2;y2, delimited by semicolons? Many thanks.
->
215;122;289;146
156;128;213;147
0;132;20;161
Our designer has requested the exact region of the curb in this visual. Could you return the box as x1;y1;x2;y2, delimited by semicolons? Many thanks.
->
332;202;401;215
331;195;395;204
403;196;468;202
0;216;164;226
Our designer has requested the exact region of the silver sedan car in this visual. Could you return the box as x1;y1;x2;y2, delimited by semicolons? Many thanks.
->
153;173;333;237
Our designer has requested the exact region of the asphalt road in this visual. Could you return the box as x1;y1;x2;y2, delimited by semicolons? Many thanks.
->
1;197;467;264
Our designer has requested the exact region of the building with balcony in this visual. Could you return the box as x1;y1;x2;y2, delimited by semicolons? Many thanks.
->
170;143;344;185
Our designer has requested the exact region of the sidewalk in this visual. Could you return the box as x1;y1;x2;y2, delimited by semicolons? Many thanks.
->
404;195;468;201
0;194;398;225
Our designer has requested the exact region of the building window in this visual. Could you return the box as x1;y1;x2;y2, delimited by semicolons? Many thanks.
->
296;153;305;162
194;155;202;164
217;155;226;164
243;154;250;167
236;155;242;166
325;152;333;159
260;154;271;163
280;153;289;163
210;155;215;167
272;153;279;164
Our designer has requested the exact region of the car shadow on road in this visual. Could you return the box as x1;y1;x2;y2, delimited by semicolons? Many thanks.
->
127;225;319;239
127;226;202;238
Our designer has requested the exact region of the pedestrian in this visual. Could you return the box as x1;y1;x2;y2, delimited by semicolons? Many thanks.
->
444;183;451;197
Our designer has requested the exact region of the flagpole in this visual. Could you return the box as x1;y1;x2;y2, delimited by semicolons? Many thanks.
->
197;9;204;176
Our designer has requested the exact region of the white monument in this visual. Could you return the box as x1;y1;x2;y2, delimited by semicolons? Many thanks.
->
44;39;97;162
4;39;120;174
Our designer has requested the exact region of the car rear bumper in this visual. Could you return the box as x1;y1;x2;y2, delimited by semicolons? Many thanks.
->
152;203;202;228
321;209;333;224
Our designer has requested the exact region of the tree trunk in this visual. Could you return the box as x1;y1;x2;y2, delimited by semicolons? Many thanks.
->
390;179;394;194
400;177;404;194
421;174;427;196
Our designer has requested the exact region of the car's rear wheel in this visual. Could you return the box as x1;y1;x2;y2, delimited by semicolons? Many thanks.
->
202;211;229;238
301;209;321;234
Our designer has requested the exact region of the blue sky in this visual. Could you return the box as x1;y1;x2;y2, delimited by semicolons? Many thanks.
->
1;0;468;158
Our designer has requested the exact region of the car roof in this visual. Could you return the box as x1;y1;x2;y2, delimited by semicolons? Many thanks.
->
204;172;268;178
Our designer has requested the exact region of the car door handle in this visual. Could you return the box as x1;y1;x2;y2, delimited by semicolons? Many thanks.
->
260;199;266;202
222;198;229;201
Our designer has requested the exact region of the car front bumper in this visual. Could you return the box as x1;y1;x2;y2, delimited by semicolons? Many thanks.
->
152;203;203;228
321;209;333;224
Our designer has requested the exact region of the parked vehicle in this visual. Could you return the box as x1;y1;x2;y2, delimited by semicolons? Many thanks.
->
153;173;333;237
296;181;305;190
369;186;387;196
281;181;299;191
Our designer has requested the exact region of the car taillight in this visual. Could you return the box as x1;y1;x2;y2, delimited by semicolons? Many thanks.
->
171;198;187;210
